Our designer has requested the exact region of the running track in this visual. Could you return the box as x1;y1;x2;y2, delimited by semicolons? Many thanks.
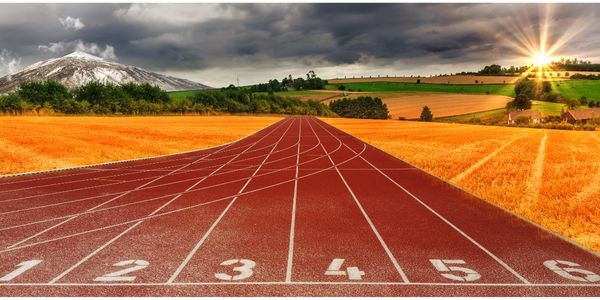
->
0;117;599;296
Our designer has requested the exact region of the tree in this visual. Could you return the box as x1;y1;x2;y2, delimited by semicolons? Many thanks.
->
420;106;433;121
507;94;532;110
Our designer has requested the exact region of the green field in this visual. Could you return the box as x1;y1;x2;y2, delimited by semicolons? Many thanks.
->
325;82;516;97
168;90;204;100
437;108;506;123
253;90;327;97
551;80;600;100
530;100;567;116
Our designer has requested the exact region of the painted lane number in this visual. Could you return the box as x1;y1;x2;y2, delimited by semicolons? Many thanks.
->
544;260;600;282
325;258;365;280
215;259;256;281
94;260;149;282
0;260;42;282
430;259;481;282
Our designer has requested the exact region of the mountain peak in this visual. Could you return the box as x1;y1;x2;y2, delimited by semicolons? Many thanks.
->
63;51;104;61
0;52;210;94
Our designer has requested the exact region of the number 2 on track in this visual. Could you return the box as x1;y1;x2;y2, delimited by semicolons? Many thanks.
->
325;258;365;280
94;260;149;282
0;260;42;282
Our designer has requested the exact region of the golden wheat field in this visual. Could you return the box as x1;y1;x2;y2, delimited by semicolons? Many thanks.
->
0;116;281;175
322;118;600;254
329;75;520;85
322;92;512;119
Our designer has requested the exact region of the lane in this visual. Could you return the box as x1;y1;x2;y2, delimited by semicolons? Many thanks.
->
169;118;303;284
287;118;403;283
52;118;296;284
0;118;290;284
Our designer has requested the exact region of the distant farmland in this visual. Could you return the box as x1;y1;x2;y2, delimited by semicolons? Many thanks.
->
324;92;512;119
325;81;516;97
328;75;520;85
322;118;600;254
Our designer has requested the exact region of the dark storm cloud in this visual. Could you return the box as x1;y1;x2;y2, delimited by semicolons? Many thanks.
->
0;3;599;85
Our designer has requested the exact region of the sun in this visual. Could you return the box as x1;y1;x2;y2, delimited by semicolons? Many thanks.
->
534;54;550;68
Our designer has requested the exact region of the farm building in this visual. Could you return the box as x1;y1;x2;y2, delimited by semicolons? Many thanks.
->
561;108;600;124
508;110;543;124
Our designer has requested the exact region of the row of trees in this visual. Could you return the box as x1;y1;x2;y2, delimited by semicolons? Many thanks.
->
549;58;600;72
477;64;530;75
0;80;335;116
189;86;334;116
248;71;327;93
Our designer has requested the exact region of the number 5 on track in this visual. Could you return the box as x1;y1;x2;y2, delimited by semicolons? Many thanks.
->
430;259;481;282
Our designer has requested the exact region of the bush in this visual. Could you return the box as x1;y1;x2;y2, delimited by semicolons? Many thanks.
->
329;96;389;119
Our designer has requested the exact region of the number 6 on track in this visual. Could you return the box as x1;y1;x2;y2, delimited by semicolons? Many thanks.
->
543;260;600;282
430;259;481;282
215;259;256;281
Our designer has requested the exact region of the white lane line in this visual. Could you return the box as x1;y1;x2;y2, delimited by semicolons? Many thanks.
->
48;119;294;285
5;121;282;250
0;135;325;231
314;119;531;285
306;118;410;283
0;132;298;196
167;119;298;284
0;128;301;203
0;137;364;255
0;125;305;215
285;118;302;283
0;118;287;188
2;281;598;287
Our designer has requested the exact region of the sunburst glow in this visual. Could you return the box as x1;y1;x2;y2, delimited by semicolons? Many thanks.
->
499;4;592;79
534;54;550;68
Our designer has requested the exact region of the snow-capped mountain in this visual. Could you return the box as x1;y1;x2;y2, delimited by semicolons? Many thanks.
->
0;52;210;93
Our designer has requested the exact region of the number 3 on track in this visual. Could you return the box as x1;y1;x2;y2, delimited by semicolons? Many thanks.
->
543;260;600;282
215;259;256;281
325;258;365;280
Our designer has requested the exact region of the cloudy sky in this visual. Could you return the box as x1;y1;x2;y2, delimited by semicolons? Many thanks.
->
0;3;599;87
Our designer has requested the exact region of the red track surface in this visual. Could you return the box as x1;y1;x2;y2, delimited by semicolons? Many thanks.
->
0;117;599;296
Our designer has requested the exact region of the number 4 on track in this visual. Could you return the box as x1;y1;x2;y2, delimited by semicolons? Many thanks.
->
325;258;365;280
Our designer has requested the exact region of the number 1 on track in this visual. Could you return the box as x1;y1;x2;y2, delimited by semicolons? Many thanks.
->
0;260;42;282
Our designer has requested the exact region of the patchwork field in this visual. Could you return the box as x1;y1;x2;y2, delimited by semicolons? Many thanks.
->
322;118;600;254
328;75;520;85
325;81;516;97
0;116;281;175
323;92;512;119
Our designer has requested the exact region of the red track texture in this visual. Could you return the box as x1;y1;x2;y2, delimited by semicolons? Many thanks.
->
0;117;599;296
